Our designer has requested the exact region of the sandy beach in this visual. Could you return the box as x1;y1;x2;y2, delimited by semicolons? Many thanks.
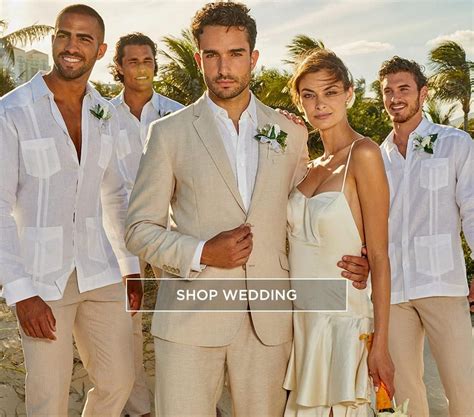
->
1;297;472;416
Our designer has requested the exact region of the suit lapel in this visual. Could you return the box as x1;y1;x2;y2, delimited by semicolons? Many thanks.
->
192;95;246;214
247;101;275;218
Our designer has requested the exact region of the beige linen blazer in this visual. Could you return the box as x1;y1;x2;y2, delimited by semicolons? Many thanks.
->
125;94;308;347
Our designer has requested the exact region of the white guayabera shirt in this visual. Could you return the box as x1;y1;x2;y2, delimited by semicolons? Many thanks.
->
380;118;474;304
110;90;183;197
0;72;140;306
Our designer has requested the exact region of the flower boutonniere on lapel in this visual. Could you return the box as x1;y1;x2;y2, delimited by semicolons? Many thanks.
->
254;123;288;153
90;104;112;121
413;133;438;154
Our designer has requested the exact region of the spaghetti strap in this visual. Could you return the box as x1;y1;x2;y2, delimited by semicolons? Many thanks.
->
341;138;364;192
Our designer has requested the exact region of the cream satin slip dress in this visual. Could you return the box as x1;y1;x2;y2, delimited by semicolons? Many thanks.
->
284;140;374;417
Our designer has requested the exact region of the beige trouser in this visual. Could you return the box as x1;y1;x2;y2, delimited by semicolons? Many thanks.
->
19;270;135;417
154;313;291;417
123;259;151;417
389;296;473;417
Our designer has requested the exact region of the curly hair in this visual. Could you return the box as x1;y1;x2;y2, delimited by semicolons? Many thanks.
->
191;2;257;51
290;49;353;107
378;56;427;90
110;32;158;83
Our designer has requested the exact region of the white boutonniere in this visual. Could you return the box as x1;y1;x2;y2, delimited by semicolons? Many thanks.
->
413;133;438;154
90;104;112;121
254;124;288;153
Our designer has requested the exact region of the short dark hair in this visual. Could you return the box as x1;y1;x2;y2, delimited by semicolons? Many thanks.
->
378;56;427;90
110;33;158;83
56;4;105;42
290;49;353;106
191;2;257;51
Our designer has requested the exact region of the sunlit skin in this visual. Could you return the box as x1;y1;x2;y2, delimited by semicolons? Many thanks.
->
49;12;106;83
117;44;156;119
194;25;259;128
297;69;395;398
381;71;428;157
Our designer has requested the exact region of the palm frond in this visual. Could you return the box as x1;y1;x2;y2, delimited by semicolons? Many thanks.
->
284;34;325;66
156;29;204;105
0;23;53;64
428;40;473;130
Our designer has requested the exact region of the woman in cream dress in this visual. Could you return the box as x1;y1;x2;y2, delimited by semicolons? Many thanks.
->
284;50;394;417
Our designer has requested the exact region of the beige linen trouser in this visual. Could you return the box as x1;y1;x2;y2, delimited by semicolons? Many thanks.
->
154;313;291;417
389;296;473;417
123;259;152;417
19;270;135;417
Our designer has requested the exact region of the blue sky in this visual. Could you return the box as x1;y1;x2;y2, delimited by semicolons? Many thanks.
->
3;0;473;98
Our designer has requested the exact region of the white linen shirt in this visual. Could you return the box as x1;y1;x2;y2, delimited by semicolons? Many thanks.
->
110;90;183;197
380;118;474;304
191;93;259;269
0;72;140;305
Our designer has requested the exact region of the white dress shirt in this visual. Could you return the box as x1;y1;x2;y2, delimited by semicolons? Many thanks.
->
191;93;260;269
380;118;474;304
110;90;183;197
0;72;140;305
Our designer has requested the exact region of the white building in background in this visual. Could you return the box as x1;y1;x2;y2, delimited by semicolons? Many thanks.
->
1;47;49;85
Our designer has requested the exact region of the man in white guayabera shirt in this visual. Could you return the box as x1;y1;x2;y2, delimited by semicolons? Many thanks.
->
0;5;142;416
379;56;474;417
109;32;183;417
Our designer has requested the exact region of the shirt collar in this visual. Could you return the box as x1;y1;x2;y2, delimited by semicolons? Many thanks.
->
383;117;433;152
205;91;258;125
114;89;158;112
31;71;98;103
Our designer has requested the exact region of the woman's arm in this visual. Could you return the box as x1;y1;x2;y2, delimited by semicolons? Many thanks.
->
351;139;395;397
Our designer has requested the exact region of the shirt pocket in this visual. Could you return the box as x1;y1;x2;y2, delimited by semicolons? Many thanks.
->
117;129;132;160
20;226;63;277
98;134;114;169
20;138;61;178
414;233;454;276
85;217;109;263
419;158;449;191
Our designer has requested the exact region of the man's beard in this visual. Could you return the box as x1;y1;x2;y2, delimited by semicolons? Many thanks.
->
206;74;250;100
390;95;421;123
53;53;94;81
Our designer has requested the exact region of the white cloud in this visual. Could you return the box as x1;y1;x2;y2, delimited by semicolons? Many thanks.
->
333;40;394;56
427;30;474;53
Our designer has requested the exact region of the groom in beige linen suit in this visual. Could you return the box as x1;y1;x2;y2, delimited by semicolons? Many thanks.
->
125;2;369;416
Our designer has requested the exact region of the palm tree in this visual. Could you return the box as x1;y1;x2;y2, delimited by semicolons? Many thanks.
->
0;67;16;96
424;98;457;125
155;29;205;105
428;40;473;131
90;81;122;100
0;19;53;65
251;67;294;111
284;34;325;66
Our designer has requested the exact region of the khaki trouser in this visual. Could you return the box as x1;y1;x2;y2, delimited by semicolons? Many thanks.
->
154;313;291;417
19;270;135;417
389;296;473;417
123;259;152;417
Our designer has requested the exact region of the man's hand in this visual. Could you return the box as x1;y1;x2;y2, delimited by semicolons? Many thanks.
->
201;224;253;268
123;274;143;316
16;296;56;340
276;108;306;127
338;247;370;290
